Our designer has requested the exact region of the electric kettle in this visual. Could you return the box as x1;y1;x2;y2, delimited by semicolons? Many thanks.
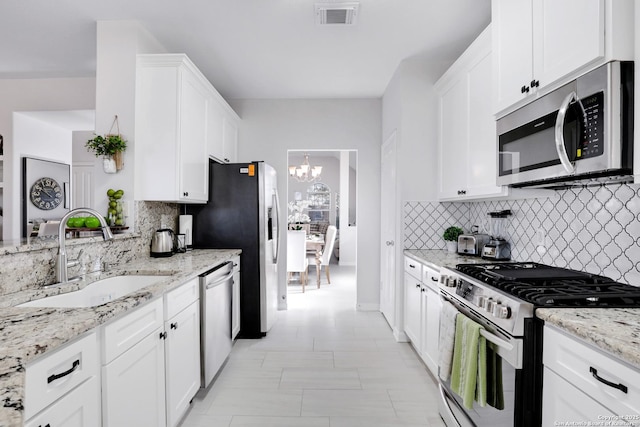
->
150;228;175;257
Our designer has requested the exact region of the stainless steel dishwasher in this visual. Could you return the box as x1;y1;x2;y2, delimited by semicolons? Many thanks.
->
200;260;234;388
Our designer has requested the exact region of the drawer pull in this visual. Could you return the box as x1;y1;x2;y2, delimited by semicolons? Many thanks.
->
47;359;80;384
170;322;178;330
589;367;628;393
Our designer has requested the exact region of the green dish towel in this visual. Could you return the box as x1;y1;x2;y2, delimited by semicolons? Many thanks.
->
486;343;504;410
450;313;487;410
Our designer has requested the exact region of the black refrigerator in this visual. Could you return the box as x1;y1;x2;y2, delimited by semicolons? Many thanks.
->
187;160;280;338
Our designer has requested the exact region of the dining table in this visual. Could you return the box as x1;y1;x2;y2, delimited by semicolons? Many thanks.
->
305;234;325;287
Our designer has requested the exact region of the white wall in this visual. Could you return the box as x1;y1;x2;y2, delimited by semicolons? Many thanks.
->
230;99;382;311
0;77;96;241
94;21;166;222
381;57;445;335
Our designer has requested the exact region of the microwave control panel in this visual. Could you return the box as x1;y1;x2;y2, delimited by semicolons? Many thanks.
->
576;91;604;159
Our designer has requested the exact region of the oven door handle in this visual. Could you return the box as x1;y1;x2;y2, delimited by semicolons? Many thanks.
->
480;329;513;352
554;91;577;174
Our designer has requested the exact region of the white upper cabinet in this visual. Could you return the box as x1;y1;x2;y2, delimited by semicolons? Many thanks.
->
136;53;241;202
207;92;240;164
135;54;210;203
493;0;634;115
436;25;508;201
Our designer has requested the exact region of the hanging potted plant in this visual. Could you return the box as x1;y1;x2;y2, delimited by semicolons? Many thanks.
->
443;226;464;253
85;115;127;173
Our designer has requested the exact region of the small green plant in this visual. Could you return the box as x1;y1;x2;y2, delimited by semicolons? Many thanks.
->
443;226;464;242
85;134;127;157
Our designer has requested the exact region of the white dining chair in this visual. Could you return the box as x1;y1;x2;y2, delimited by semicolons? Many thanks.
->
316;225;337;285
287;230;309;292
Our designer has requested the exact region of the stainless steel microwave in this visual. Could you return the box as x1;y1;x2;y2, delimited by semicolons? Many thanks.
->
496;61;634;189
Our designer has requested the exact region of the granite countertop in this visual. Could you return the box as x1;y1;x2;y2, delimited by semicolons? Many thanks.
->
0;249;240;427
405;249;640;372
404;249;495;270
536;308;640;370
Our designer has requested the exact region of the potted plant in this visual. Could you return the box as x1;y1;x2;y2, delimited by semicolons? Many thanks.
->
443;226;464;253
86;133;127;173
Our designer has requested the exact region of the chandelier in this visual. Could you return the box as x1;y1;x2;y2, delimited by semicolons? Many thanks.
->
289;153;323;182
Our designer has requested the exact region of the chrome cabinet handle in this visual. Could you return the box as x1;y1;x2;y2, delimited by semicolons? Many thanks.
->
554;91;578;174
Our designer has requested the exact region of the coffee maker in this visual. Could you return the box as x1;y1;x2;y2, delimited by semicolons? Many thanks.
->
482;210;512;260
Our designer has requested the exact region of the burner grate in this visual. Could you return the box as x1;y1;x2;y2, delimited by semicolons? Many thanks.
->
456;262;640;308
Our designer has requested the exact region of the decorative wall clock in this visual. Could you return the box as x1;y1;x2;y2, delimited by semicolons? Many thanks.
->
30;177;63;210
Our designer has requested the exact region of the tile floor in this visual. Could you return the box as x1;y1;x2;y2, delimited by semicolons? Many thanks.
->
179;265;446;427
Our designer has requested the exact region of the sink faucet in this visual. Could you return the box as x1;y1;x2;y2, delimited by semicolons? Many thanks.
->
57;208;114;283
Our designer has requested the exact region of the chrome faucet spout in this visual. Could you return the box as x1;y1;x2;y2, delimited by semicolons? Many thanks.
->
56;208;113;284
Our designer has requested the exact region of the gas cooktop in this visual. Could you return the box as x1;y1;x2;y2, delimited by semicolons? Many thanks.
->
455;262;640;307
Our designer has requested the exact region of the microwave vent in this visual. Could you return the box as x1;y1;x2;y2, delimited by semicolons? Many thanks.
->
315;2;360;25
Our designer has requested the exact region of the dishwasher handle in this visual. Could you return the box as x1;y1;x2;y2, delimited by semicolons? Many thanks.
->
205;270;234;289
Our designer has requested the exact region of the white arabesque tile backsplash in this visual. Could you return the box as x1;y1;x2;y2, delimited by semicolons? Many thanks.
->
404;183;640;286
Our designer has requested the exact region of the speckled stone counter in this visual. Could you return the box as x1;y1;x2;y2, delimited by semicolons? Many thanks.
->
0;249;240;427
536;308;640;371
404;249;493;270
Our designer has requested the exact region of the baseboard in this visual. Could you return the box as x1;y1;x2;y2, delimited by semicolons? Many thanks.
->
394;329;409;342
356;302;379;311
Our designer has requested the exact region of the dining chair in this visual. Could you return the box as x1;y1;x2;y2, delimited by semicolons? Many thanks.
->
287;230;309;292
316;225;337;285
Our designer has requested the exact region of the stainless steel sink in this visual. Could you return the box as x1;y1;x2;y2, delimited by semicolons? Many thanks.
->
18;275;168;308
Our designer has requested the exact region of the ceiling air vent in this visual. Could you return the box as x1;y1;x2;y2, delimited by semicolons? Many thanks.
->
315;2;360;26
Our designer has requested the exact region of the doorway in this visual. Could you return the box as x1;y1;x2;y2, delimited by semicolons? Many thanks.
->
285;150;358;306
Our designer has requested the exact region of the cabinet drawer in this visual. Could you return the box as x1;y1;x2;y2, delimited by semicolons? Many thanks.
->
422;264;440;291
25;375;100;427
404;256;422;280
25;331;99;419
544;325;640;418
165;277;199;319
102;298;164;364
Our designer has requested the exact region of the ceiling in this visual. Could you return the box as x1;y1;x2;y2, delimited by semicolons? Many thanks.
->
0;0;491;99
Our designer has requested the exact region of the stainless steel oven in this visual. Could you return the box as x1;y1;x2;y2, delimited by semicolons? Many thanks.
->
437;267;543;427
496;61;634;189
437;262;640;427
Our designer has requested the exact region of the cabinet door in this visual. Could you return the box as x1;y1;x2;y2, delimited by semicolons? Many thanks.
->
165;302;201;427
533;0;604;90
25;376;100;427
102;328;166;427
492;0;533;113
178;70;209;202
403;272;421;346
422;286;441;378
437;78;468;199
222;116;238;163
231;270;241;340
466;47;505;198
207;101;225;162
543;367;617;426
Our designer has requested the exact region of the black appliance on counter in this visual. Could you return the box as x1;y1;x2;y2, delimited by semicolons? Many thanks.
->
186;160;280;339
438;262;640;427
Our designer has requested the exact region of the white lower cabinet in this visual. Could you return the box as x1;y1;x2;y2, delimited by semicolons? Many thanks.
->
164;300;200;427
25;376;100;427
24;331;100;426
403;256;442;378
102;326;166;427
543;325;640;426
420;266;441;377
101;277;202;427
403;271;422;346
